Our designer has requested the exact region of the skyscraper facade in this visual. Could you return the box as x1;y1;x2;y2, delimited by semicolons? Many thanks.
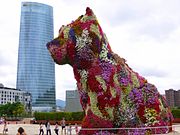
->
17;2;55;111
65;90;82;112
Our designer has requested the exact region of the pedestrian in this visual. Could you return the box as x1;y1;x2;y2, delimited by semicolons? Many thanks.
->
0;117;4;124
67;123;72;135
39;122;44;135
45;120;51;135
74;123;79;135
3;121;8;134
54;121;59;135
16;127;27;135
60;117;66;134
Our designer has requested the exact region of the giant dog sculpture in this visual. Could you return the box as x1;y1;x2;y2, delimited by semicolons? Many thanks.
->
47;7;173;134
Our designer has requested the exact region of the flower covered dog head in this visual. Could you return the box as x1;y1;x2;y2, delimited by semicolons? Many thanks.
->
47;7;115;68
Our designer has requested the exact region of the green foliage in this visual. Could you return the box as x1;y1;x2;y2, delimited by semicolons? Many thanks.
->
34;111;84;121
0;102;25;117
171;109;180;118
71;111;85;121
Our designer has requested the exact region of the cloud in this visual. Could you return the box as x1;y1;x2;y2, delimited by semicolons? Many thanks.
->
55;65;76;99
135;66;167;78
1;0;180;101
93;0;180;41
132;17;178;41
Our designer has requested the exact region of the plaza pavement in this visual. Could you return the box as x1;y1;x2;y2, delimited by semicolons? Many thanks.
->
0;123;179;135
0;123;78;135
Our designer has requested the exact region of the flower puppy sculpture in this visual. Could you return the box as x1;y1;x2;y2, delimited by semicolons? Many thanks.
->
47;7;173;135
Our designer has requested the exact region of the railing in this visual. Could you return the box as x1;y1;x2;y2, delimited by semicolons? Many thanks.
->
79;125;180;135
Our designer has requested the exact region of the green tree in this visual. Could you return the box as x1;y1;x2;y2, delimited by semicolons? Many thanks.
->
0;102;25;117
13;102;25;116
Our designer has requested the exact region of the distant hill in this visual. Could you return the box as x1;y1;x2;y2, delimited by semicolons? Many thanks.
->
56;99;65;108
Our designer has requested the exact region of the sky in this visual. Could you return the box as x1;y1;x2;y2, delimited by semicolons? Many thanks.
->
0;0;180;101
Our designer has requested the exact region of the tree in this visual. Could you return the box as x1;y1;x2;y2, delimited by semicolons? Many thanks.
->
0;102;25;117
13;102;25;116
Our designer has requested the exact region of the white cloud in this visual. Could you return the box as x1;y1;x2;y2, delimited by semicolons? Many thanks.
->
0;0;180;100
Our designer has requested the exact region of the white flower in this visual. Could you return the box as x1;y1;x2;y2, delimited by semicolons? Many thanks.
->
76;29;92;51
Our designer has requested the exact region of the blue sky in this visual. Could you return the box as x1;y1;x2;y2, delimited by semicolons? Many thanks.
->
0;0;180;100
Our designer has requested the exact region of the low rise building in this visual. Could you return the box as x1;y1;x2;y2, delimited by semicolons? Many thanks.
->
0;83;32;112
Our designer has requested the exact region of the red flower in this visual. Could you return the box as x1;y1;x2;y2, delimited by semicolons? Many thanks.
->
87;76;103;92
86;7;93;16
81;110;113;128
137;105;146;123
73;65;81;83
67;42;75;63
78;59;92;69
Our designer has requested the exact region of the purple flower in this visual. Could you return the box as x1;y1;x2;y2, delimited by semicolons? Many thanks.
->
100;61;114;82
128;88;144;108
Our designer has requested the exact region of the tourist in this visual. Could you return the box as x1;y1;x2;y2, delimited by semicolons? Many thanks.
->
61;117;66;134
39;122;44;135
16;127;26;135
0;117;4;124
3;121;8;134
54;121;59;135
67;123;72;135
45;120;51;135
75;123;79;135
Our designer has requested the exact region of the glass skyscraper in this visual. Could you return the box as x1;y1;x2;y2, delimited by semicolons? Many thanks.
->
17;2;55;111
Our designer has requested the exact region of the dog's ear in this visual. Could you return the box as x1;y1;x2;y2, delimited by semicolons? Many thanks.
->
86;7;94;16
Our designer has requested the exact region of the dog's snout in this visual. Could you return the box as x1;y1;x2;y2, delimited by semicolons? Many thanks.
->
47;39;60;48
46;41;51;48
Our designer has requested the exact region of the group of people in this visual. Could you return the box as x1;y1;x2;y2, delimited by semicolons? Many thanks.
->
1;118;79;135
3;121;26;135
39;120;59;135
39;121;59;135
39;117;79;135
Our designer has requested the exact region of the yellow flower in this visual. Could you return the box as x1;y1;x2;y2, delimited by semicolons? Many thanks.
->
63;26;71;39
110;86;116;98
131;72;140;88
89;91;103;118
81;15;96;22
78;70;88;91
96;75;107;91
105;107;114;120
144;108;159;126
90;24;102;40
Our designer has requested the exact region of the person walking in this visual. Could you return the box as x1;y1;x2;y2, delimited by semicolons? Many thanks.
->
45;120;51;135
54;121;59;135
67;123;72;135
61;117;66;134
74;123;79;135
39;122;44;135
3;121;8;134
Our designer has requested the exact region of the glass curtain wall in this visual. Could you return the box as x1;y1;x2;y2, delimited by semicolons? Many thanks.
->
17;2;55;111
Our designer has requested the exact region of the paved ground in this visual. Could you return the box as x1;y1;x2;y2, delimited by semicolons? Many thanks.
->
0;123;179;135
0;123;79;135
